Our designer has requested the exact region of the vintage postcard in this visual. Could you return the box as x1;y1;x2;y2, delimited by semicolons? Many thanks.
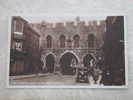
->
7;14;128;88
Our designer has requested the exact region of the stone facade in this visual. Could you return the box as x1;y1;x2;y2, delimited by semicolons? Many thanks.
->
32;18;105;74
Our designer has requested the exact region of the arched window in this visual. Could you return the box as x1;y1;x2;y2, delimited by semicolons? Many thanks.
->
60;35;66;48
46;35;52;48
88;34;95;48
73;34;80;48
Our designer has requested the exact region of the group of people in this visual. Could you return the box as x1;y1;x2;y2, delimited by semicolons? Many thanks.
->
75;58;103;84
41;55;103;84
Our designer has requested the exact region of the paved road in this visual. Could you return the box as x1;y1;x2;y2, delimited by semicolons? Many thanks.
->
10;73;100;86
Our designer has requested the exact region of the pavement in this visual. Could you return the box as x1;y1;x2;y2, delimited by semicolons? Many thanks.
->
10;73;55;80
9;72;102;85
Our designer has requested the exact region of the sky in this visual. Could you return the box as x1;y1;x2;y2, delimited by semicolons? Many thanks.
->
21;14;107;24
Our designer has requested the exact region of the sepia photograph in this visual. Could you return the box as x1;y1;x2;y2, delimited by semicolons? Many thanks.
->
8;15;127;88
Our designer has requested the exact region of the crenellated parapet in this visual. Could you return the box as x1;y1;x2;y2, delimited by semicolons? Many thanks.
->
40;20;105;29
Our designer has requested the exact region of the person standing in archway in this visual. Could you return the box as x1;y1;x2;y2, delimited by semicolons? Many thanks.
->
87;58;95;84
71;58;77;72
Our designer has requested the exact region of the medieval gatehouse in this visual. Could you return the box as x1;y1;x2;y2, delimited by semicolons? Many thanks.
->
32;18;105;75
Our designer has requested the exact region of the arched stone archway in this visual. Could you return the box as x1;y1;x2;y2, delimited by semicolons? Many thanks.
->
83;54;96;67
60;50;80;63
46;54;55;73
60;52;79;75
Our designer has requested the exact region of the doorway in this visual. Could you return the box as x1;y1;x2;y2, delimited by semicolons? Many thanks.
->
83;54;95;67
60;52;78;75
46;54;55;73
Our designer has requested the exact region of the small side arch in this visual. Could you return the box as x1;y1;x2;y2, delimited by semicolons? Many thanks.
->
83;53;96;67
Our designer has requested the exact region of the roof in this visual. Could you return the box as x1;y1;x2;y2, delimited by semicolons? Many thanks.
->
12;16;28;24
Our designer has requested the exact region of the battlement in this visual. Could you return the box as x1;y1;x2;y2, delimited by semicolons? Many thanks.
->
55;22;64;28
66;21;75;27
99;20;106;25
41;20;105;29
77;21;85;26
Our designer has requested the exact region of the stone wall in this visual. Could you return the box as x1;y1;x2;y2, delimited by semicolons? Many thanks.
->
32;18;105;73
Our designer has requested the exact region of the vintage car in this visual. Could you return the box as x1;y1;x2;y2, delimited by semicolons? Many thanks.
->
76;67;89;83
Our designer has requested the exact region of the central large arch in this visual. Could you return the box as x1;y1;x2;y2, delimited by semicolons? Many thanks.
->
60;52;79;75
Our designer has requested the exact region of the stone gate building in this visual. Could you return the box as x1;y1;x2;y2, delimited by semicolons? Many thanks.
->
32;18;106;75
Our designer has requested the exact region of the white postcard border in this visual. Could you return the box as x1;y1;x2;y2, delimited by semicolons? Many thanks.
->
6;13;128;88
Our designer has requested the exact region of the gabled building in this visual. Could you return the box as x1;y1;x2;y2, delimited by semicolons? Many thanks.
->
10;16;41;75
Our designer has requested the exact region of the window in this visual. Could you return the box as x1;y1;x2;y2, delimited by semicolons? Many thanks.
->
46;35;52;48
14;20;23;32
88;34;95;48
15;42;22;51
60;35;66;48
73;34;80;48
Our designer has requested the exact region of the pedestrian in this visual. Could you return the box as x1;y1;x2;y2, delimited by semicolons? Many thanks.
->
93;66;102;84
